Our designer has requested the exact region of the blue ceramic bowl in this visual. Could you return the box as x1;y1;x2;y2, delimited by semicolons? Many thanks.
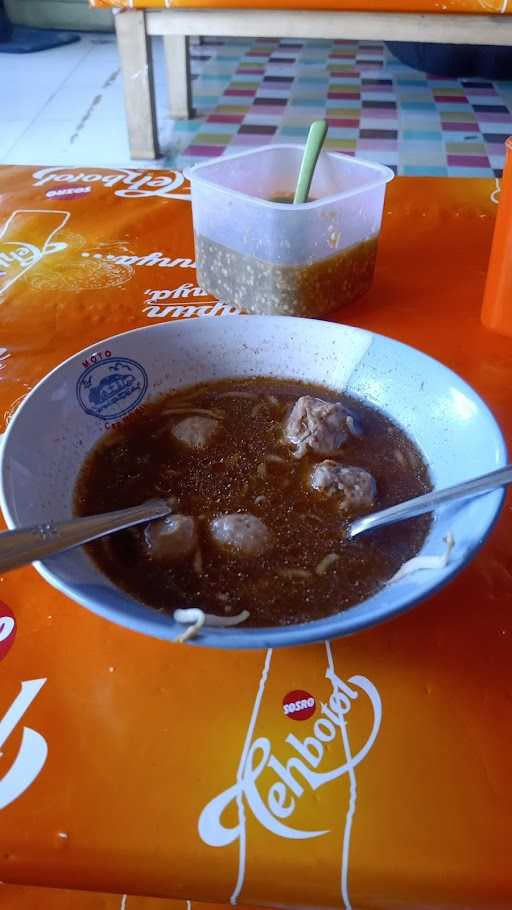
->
0;317;506;648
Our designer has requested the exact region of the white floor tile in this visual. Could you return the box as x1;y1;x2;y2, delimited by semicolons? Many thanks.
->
1;40;91;89
0;31;187;168
65;51;122;89
0;121;33;159
2;120;78;166
1;84;56;121
3;115;168;170
40;82;119;121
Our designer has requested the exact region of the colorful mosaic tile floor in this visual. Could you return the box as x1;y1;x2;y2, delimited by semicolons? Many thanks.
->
164;37;512;177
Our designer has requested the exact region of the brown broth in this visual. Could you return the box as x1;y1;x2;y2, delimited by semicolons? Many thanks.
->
74;378;432;627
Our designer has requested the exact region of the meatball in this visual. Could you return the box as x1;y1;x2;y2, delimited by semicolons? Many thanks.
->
283;396;357;459
144;514;198;562
309;461;376;515
209;512;271;558
172;416;220;450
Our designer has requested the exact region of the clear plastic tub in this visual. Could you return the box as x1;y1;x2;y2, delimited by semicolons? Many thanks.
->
188;144;394;317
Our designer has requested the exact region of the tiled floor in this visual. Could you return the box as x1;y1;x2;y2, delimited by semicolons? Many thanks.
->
2;31;512;175
177;37;512;176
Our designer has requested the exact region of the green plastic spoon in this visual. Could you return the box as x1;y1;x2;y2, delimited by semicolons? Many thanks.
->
293;119;328;205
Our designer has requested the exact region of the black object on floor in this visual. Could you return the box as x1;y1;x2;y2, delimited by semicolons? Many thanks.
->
387;42;474;76
0;0;12;41
387;42;512;79
0;25;80;54
476;46;512;79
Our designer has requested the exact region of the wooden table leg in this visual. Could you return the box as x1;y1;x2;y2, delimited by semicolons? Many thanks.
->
115;10;160;160
164;34;195;120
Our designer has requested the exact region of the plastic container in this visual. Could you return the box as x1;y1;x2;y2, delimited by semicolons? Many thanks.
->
188;145;394;317
481;137;512;340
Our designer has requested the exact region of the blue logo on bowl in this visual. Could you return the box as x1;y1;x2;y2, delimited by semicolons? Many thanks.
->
76;357;148;421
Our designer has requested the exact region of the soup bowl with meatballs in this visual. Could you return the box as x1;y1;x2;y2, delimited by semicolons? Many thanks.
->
0;317;506;648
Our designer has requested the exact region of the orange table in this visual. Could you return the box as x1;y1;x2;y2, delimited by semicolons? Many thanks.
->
92;0;512;11
0;164;511;910
3;888;259;909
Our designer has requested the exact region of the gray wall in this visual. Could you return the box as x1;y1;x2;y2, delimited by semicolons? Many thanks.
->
5;0;114;32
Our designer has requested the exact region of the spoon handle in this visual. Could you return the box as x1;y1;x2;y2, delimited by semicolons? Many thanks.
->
0;500;171;574
293;120;328;204
349;464;512;539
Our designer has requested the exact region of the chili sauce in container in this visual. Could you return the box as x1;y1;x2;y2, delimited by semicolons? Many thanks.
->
187;144;394;317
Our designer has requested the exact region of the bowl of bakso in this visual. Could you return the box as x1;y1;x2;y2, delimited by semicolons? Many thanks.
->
0;317;506;648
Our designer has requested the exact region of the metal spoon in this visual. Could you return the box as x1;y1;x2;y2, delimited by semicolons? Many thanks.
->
0;499;172;574
349;464;512;539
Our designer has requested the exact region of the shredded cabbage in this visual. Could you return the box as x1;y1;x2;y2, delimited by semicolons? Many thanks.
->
174;607;250;642
390;533;455;583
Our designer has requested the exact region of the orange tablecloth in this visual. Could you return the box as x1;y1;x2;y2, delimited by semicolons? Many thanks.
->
3;888;260;909
89;0;512;15
0;165;511;910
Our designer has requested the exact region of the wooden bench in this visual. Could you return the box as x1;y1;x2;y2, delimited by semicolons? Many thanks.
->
90;0;512;159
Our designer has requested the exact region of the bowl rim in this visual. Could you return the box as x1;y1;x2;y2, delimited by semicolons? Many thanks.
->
0;316;507;649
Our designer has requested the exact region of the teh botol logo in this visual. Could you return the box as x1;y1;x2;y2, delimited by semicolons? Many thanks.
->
0;679;48;810
198;645;382;909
